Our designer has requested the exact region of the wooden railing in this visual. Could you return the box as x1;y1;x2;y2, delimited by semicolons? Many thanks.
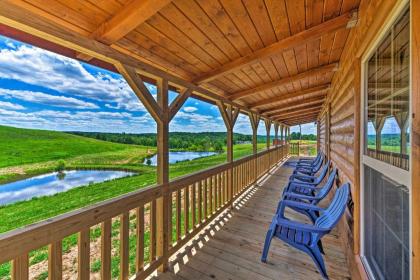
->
0;144;289;280
290;142;300;155
366;148;409;170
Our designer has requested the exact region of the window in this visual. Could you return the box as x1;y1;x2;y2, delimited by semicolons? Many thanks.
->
364;8;410;170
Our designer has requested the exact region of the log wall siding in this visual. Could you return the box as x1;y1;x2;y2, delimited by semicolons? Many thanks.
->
319;1;404;279
318;110;327;155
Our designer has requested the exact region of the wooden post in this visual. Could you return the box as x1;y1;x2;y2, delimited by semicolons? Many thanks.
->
248;112;260;154
353;58;361;256
280;124;284;144
274;122;279;146
118;64;191;272
394;112;409;154
374;117;385;151
412;3;420;278
326;103;331;160
317;120;320;152
218;102;240;205
264;119;271;149
156;78;169;272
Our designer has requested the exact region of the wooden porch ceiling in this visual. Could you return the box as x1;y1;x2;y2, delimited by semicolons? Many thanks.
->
0;0;361;126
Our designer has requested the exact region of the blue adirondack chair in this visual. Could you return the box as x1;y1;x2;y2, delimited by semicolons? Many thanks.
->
261;183;350;279
286;161;330;188
295;152;323;167
293;155;324;176
279;168;338;224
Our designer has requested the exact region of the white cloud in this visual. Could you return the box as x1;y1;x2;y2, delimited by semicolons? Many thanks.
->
0;88;98;109
183;106;198;113
0;108;156;133
0;45;145;111
0;100;24;110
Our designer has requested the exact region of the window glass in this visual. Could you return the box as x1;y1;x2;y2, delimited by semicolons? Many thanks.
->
364;8;410;170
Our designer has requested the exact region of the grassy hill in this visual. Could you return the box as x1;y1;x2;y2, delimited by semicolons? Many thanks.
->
0;125;147;168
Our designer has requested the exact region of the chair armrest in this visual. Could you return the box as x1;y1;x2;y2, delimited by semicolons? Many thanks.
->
276;217;328;234
283;192;322;203
281;199;325;212
289;173;316;182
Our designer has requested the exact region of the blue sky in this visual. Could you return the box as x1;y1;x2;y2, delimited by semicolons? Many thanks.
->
0;35;319;135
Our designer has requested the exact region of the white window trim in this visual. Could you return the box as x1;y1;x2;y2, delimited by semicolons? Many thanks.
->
359;0;412;279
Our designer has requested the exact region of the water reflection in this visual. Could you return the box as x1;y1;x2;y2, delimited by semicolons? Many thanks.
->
144;151;218;166
0;170;135;205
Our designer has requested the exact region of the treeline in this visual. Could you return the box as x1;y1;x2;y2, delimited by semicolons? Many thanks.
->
367;133;406;147
69;131;268;152
290;132;317;141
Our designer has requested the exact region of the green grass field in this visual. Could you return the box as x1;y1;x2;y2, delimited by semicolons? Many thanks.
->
0;126;269;279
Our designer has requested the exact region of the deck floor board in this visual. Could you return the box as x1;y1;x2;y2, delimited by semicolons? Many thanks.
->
152;159;351;280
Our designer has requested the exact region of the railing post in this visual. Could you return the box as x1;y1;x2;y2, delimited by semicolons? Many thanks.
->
248;112;260;184
218;102;240;207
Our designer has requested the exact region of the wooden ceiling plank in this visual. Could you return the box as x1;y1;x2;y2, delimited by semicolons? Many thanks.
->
271;106;323;119
229;63;338;100
250;84;330;108
268;101;325;117
194;10;357;84
263;96;325;115
91;0;172;45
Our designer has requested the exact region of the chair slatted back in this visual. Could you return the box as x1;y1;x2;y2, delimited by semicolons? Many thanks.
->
315;183;350;230
315;168;337;200
313;161;330;185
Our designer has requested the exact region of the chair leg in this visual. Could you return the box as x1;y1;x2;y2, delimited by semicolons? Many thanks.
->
306;245;328;279
261;227;276;263
318;240;325;255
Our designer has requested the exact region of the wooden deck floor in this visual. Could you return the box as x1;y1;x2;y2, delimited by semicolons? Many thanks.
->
153;159;351;280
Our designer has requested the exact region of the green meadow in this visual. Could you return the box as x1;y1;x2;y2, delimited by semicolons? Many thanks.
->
0;125;269;279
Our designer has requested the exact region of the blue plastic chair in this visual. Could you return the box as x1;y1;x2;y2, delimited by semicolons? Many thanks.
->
293;155;324;176
295;152;323;167
279;168;338;223
286;161;330;190
261;183;350;279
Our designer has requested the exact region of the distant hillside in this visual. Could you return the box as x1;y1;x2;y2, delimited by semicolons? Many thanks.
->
69;131;269;152
0;125;136;168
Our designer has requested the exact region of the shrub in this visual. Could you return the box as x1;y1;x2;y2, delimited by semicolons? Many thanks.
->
146;158;152;166
56;159;66;172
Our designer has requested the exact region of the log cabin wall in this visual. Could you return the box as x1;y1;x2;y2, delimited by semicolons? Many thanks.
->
318;109;327;155
319;0;405;279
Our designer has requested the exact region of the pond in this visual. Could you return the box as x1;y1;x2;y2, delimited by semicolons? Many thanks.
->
144;151;218;166
0;170;135;206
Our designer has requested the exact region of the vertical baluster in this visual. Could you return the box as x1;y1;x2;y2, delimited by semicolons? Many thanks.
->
215;174;219;210
176;190;181;241
49;240;62;280
218;173;222;208
204;178;208;219
209;177;213;214
184;186;190;235
221;172;225;205
136;207;144;272
168;191;173;248
120;212;129;280
192;182;196;227
198;180;202;223
12;254;28;280
150;201;156;262
101;220;111;280
78;229;90;280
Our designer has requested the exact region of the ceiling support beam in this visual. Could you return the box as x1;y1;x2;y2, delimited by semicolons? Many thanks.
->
250;84;329;108
263;97;325;115
92;0;172;45
193;11;358;84
229;63;338;101
77;0;172;61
